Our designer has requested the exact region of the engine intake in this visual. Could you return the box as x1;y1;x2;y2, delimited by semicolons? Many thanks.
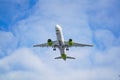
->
69;39;73;46
47;39;52;46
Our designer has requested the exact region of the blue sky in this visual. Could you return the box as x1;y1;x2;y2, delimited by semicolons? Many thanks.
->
0;0;120;80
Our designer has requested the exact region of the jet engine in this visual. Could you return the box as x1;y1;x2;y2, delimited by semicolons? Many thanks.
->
69;39;73;46
47;39;52;46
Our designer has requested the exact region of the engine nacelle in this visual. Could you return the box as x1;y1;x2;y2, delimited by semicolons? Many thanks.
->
47;39;52;46
69;39;73;46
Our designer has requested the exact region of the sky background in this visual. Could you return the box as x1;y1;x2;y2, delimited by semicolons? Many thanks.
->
0;0;120;80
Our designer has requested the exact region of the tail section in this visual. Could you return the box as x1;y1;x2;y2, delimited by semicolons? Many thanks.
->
54;56;75;60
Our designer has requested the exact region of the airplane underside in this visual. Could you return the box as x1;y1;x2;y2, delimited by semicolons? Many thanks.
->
33;24;93;61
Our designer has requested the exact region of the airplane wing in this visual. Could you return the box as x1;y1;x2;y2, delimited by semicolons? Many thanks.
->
33;43;49;47
71;42;93;47
33;41;58;47
64;41;93;47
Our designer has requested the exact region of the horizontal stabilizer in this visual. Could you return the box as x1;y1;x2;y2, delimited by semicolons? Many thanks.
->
54;56;62;59
54;56;75;59
66;56;75;59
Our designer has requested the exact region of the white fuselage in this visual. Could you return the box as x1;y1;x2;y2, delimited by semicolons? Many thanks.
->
55;25;66;55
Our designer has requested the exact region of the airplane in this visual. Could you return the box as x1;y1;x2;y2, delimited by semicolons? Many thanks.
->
33;24;93;61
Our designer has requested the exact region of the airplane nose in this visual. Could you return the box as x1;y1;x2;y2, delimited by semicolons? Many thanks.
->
55;24;61;30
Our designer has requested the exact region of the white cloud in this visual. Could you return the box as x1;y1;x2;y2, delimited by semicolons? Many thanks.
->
0;0;120;80
85;0;120;31
95;29;116;48
0;48;119;80
94;46;120;67
14;0;94;44
0;48;56;80
0;31;16;48
0;31;18;56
